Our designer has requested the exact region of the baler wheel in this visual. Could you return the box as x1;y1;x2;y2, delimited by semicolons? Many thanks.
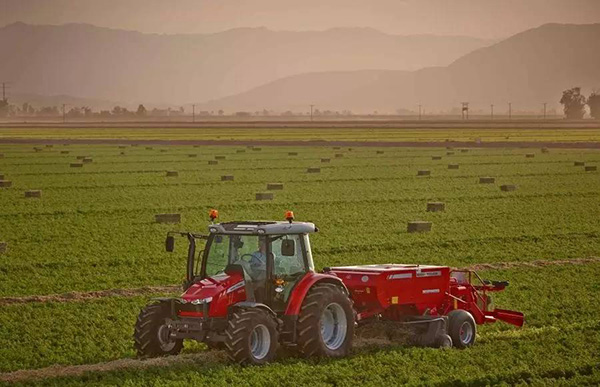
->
296;283;354;358
448;310;476;348
224;308;279;365
134;302;183;358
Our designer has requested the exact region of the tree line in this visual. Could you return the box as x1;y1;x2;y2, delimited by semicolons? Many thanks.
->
560;87;600;119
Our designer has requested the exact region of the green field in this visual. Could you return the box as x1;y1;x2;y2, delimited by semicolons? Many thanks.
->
1;138;599;385
1;126;600;142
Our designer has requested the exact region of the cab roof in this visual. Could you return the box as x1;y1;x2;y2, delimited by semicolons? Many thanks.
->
208;221;318;235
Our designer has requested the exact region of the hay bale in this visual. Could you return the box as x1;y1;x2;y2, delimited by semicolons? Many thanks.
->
60;151;70;154
446;151;455;155
166;171;179;177
70;163;83;168
0;242;6;254
45;144;53;148
446;146;454;150
160;149;167;152
253;147;262;151
407;221;432;233
146;147;153;150
267;183;284;190
307;167;321;173
131;144;139;147
376;150;384;154
221;175;234;181
288;152;298;156
335;154;344;158
0;180;12;188
188;154;198;158
574;161;585;166
448;164;459;170
460;149;469;153
525;153;535;158
427;202;445;212
118;145;127;149
34;147;42;152
236;149;246;153
500;184;517;192
585;166;597;172
155;213;181;224
255;192;274;201
208;160;218;165
417;170;430;176
321;158;331;163
247;145;254;149
25;190;42;198
432;156;442;160
541;147;549;153
215;155;226;160
193;145;200;148
479;177;495;184
333;147;341;150
76;155;86;160
120;152;126;155
82;158;93;163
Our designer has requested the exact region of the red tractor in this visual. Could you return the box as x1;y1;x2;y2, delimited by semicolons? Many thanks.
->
134;211;524;364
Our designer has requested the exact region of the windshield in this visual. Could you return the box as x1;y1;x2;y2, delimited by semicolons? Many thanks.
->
204;234;261;277
203;234;308;282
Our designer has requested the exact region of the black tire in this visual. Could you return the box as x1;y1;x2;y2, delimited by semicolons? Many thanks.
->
296;282;354;358
225;308;279;365
447;310;476;349
134;302;183;358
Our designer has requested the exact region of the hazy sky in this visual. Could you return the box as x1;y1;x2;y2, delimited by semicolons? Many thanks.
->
1;0;600;38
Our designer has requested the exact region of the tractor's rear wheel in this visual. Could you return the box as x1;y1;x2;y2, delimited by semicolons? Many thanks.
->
224;308;279;365
134;302;183;358
448;310;476;349
296;283;354;358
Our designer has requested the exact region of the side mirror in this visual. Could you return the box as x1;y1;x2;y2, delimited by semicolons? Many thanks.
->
281;239;296;256
165;235;175;252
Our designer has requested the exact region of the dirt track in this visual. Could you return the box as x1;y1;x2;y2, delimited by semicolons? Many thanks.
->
1;137;600;149
1;257;598;307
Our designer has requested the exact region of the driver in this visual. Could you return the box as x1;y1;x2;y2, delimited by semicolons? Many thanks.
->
249;237;268;276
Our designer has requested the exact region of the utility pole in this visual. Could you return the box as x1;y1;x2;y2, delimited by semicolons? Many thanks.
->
508;102;512;120
1;82;6;101
192;104;196;123
491;104;494;120
543;102;547;120
309;104;314;122
62;104;66;123
418;104;422;120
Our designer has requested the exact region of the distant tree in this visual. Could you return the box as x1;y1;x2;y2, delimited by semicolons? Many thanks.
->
37;106;60;116
0;98;9;117
136;104;147;116
22;102;35;115
560;87;587;119
218;109;224;116
588;91;600;119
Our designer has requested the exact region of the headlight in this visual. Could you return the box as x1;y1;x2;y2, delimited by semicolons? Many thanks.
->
191;297;213;305
209;227;217;233
257;229;266;234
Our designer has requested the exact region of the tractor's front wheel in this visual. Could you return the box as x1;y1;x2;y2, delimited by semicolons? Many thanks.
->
224;308;279;365
134;302;183;358
296;283;354;358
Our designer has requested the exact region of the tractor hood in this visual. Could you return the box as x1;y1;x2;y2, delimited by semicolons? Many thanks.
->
181;272;244;303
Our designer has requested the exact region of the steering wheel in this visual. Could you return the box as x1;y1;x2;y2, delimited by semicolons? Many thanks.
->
240;253;254;263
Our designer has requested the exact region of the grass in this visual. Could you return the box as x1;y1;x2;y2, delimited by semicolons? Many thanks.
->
0;139;599;385
1;127;600;142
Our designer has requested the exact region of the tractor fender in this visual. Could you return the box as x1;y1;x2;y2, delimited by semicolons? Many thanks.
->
284;272;348;316
231;301;278;319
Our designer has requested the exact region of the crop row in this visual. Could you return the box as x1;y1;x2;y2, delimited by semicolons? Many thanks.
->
0;263;598;378
2;127;600;142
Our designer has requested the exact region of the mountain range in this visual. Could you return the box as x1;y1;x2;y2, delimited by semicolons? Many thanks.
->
0;22;492;107
199;23;600;113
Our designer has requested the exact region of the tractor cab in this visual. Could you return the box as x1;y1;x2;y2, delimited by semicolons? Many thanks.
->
200;218;317;311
